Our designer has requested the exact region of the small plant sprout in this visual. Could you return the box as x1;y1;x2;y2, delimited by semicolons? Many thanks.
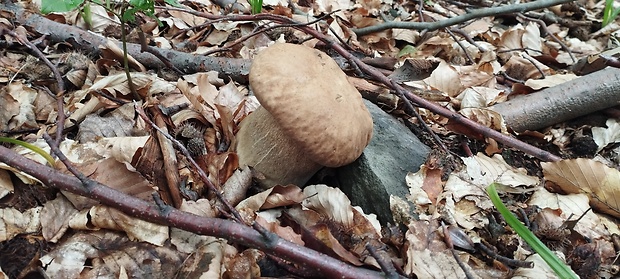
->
603;0;620;27
248;0;262;14
0;137;55;166
486;183;578;279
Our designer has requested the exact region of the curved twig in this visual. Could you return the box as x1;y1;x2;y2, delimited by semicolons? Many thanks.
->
353;0;575;36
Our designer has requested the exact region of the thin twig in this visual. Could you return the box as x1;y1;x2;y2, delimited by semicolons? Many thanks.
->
450;27;486;52
445;27;474;64
222;12;334;50
138;31;185;75
42;133;96;190
353;0;574;35
417;0;424;22
390;80;449;153
366;243;402;279
516;13;576;63
521;54;547;79
134;104;276;239
134;104;245;222
442;222;477;279
500;71;525;84
477;241;534;268
0;27;67;148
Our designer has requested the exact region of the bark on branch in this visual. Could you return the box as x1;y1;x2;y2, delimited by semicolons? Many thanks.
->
352;0;575;36
1;1;251;83
0;145;385;279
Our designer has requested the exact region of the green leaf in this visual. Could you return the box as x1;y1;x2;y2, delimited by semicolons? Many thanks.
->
164;0;181;7
486;183;578;279
398;45;416;58
41;0;84;14
80;3;93;30
248;0;262;14
603;0;620;27
125;0;155;20
122;8;138;22
131;0;154;12
0;137;55;166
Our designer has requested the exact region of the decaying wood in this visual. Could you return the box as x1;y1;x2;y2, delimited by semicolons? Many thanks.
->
491;68;620;132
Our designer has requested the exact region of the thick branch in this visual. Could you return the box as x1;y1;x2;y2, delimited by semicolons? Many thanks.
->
353;0;575;36
1;2;251;83
0;145;384;279
490;68;620;132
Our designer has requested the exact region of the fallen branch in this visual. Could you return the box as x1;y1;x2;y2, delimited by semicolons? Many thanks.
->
352;0;575;36
1;2;251;83
0;145;386;279
490;68;620;132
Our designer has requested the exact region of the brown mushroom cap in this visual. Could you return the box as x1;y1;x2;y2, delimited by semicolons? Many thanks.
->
249;43;373;167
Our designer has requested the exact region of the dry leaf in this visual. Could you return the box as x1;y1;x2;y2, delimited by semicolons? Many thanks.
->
542;158;620;218
302;185;355;227
100;40;146;72
75;4;119;32
404;220;475;278
405;168;433;206
462;153;539;187
236;184;305;212
528;188;616;240
423;60;463;97
40;231;183;279
513;253;562;279
176;237;238;278
458;87;506;108
255;212;305;245
224;249;262;279
0;207;41;242
0;81;38;131
0;169;13;199
88;206;169;246
592;118;620;152
41;195;79;243
459;108;508;133
524;73;578;90
220;166;253;207
76;103;141;143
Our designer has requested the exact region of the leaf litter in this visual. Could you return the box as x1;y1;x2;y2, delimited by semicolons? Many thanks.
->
1;0;620;278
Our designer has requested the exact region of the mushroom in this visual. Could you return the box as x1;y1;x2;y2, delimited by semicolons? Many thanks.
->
234;43;373;188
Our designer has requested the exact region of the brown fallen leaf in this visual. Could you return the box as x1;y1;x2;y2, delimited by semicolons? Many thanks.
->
542;158;620;218
0;206;41;242
87;205;169;246
40;231;183;279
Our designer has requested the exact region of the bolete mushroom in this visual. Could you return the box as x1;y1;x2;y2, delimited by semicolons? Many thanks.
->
234;43;373;188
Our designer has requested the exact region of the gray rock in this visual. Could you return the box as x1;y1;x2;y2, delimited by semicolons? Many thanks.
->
335;100;430;224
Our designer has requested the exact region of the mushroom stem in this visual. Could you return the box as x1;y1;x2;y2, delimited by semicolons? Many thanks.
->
235;107;322;188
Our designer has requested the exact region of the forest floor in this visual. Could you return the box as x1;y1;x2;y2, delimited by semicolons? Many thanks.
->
1;0;620;278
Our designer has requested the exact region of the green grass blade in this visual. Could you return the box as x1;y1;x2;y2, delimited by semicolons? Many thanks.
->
486;183;578;279
0;137;55;166
603;0;620;27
